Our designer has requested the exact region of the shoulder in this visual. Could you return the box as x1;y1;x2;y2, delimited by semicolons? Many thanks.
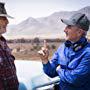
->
57;43;65;51
82;43;90;58
84;43;90;52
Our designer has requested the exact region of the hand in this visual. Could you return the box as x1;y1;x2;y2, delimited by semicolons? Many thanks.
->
38;40;49;64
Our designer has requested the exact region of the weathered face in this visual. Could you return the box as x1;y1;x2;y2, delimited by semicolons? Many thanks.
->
64;25;83;42
0;17;9;35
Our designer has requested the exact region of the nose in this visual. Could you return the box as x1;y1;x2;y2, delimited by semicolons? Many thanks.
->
3;17;9;25
6;19;9;24
64;27;68;33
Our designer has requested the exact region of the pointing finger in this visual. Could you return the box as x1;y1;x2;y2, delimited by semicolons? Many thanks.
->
44;40;48;48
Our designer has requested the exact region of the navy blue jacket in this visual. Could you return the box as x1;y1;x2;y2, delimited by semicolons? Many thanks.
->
43;37;90;90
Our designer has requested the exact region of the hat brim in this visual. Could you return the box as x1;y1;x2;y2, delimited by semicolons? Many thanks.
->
61;19;75;26
0;14;14;19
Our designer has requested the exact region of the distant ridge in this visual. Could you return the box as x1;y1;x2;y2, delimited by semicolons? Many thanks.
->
5;6;90;39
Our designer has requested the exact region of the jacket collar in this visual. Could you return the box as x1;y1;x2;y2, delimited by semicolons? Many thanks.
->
65;37;88;51
0;35;6;42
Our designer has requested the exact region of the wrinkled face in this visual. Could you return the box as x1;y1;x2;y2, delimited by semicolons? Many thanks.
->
0;17;9;35
64;25;84;42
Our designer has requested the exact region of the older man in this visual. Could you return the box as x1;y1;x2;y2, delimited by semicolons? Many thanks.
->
0;2;19;90
38;13;90;90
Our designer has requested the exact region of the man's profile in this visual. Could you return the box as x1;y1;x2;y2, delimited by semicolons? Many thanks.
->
38;13;90;90
0;2;19;90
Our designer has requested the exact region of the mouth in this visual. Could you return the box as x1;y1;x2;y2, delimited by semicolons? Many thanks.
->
0;26;7;33
0;26;7;29
65;32;68;36
3;25;7;28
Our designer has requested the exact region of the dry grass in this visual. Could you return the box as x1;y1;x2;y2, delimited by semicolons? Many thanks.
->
8;42;61;60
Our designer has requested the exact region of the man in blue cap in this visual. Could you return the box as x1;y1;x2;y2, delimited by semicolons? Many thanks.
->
38;13;90;90
0;2;19;90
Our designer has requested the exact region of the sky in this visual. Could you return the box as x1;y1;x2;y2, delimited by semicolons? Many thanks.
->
1;0;90;25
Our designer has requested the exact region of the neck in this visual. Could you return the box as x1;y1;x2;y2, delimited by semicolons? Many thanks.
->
70;36;83;43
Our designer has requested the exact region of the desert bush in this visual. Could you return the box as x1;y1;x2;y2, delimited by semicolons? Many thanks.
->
51;44;56;49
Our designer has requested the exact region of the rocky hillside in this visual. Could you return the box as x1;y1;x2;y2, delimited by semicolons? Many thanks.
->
5;6;90;39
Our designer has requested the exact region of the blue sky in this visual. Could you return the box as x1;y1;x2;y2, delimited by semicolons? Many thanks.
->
1;0;90;25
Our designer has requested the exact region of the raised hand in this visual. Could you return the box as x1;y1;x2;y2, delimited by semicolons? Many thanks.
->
38;40;49;64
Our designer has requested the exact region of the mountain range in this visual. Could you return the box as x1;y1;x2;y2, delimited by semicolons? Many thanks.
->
5;6;90;39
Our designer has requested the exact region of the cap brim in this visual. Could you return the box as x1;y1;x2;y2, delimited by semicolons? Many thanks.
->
61;19;74;26
0;14;14;19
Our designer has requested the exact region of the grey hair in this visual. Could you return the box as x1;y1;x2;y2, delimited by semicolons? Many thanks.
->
77;25;87;37
81;30;87;37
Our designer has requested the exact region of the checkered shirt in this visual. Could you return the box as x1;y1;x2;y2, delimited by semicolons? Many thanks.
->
0;36;19;90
